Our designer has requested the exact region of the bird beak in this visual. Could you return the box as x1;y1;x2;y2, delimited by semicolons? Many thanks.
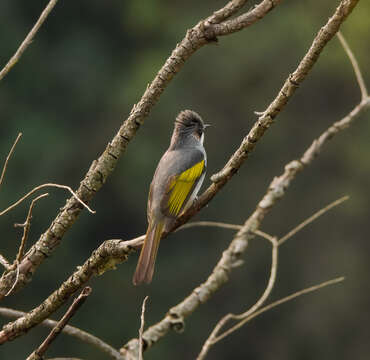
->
204;124;211;129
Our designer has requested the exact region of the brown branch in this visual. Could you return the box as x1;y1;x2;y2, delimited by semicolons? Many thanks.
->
210;0;280;36
26;287;92;360
0;0;281;299
4;264;19;297
16;193;49;263
278;195;349;245
0;254;11;271
337;31;368;100
197;237;278;360
207;0;249;24
0;307;123;360
0;132;22;189
139;296;149;360
0;240;135;344
206;277;345;351
0;0;58;81
0;183;95;217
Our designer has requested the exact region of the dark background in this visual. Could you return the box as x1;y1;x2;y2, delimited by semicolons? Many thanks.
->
0;1;369;359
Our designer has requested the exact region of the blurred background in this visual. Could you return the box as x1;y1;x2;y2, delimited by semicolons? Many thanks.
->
0;1;369;359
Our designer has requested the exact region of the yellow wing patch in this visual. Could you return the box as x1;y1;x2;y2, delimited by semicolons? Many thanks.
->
167;160;205;216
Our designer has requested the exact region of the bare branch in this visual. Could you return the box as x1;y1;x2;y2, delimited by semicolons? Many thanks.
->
16;193;49;263
0;0;282;298
0;133;22;189
4;264;19;297
139;296;149;360
180;221;242;232
197;237;278;360
0;240;133;344
208;0;249;24
180;222;277;247
337;31;368;100
278;195;349;245
26;287;92;360
0;183;95;216
211;0;281;36
211;277;345;346
0;307;123;360
0;254;11;271
0;0;58;82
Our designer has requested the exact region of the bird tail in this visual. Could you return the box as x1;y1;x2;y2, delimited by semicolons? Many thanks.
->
133;221;164;285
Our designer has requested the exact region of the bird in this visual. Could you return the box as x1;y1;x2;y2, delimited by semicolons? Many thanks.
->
133;110;209;285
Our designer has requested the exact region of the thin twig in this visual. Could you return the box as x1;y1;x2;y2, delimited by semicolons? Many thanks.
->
0;133;22;189
0;183;95;216
180;221;241;231
0;307;123;360
16;193;49;263
0;0;58;81
278;195;349;245
26;287;92;360
0;254;11;270
208;0;249;24
337;32;368;100
180;221;275;244
212;277;345;345
197;237;278;360
139;296;149;360
5;263;19;297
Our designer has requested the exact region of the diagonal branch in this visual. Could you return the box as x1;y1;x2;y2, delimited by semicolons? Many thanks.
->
0;0;58;82
139;296;149;360
0;307;123;360
207;0;250;24
197;237;278;360
0;240;135;344
0;133;22;189
278;195;349;245
203;277;345;355
16;193;49;263
26;287;92;360
337;31;368;100
0;0;281;299
0;183;95;217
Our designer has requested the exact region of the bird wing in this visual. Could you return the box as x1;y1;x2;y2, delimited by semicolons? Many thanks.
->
162;159;205;217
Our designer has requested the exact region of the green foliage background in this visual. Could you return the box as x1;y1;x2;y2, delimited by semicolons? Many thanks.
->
0;1;369;359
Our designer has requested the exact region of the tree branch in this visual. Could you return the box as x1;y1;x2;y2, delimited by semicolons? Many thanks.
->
337;31;368;100
139;296;149;360
16;193;49;263
278;195;349;245
0;183;95;217
26;287;92;360
201;276;345;358
197;237;278;360
0;0;58;81
0;240;134;344
0;132;22;189
0;307;123;360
